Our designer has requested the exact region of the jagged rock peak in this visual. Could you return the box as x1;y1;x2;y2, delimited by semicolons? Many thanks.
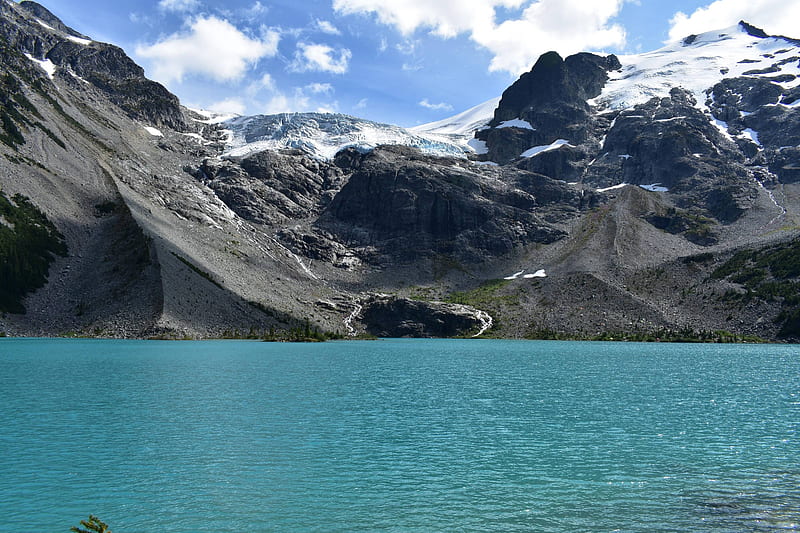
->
491;51;621;126
16;1;90;39
0;0;187;130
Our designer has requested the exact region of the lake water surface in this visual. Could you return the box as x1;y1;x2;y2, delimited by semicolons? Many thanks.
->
1;338;798;532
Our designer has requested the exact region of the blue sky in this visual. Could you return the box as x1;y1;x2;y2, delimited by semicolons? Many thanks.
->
27;0;800;127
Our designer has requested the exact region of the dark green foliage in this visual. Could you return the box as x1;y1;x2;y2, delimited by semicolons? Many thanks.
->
777;308;800;338
682;252;714;264
0;70;69;150
712;238;800;338
645;207;717;245
0;74;27;150
94;201;119;216
0;191;67;313
171;252;223;289
213;322;350;342
525;325;764;343
71;515;111;533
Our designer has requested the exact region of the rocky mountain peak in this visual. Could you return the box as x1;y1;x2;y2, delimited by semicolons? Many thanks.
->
1;0;186;130
491;51;621;127
16;1;90;39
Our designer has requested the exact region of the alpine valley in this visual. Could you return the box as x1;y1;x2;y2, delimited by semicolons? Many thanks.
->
2;1;800;341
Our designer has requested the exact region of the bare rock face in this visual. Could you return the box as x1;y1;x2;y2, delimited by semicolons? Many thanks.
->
197;150;346;224
476;51;621;164
359;295;486;338
0;1;185;130
322;146;567;262
587;88;757;223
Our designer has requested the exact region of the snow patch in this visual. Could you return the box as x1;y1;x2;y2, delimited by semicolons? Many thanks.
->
739;128;762;146
143;126;163;137
68;70;90;84
189;108;240;124
497;118;535;130
473;160;498;167
504;270;525;280
468;138;489;155
35;19;56;32
597;183;628;192
639;183;669;192
65;35;92;46
411;97;499;137
523;269;547;279
520;139;572;158
36;18;92;45
181;132;211;145
710;116;734;140
504;269;547;280
24;53;56;79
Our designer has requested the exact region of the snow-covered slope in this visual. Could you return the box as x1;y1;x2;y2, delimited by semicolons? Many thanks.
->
217;23;798;163
593;23;800;111
410;97;499;137
222;112;473;160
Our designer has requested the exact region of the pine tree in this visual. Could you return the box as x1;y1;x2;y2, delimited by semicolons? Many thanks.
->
71;515;111;533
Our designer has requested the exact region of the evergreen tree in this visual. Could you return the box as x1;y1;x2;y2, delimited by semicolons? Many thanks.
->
71;515;111;533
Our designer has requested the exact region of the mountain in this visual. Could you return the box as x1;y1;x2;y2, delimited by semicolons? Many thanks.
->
1;2;799;341
222;112;473;160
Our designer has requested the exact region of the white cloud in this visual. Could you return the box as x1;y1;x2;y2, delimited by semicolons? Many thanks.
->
246;73;276;96
333;0;629;74
291;42;352;74
316;19;342;35
354;98;368;109
256;73;275;91
395;39;418;55
136;16;279;83
668;0;800;42
226;81;339;115
305;82;334;94
246;1;269;16
419;98;453;111
158;0;200;12
208;97;246;115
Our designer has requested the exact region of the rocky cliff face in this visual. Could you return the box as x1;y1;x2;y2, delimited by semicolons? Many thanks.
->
2;3;800;341
0;1;186;130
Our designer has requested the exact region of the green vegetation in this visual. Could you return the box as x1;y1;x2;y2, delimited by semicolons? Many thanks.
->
525;325;765;343
171;252;223;289
94;201;119;216
0;74;30;149
711;238;800;338
682;252;714;264
0;191;67;313
71;515;111;533
646;207;717;245
0;71;66;151
445;279;516;308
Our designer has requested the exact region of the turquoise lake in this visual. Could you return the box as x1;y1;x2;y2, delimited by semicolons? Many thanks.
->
0;338;798;532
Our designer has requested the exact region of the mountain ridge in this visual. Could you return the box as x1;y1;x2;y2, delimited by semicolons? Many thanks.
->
1;2;799;341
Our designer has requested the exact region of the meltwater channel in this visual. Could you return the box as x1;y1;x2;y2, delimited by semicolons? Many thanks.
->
0;338;798;532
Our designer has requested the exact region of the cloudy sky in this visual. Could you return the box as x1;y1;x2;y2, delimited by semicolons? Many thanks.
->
28;0;800;127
